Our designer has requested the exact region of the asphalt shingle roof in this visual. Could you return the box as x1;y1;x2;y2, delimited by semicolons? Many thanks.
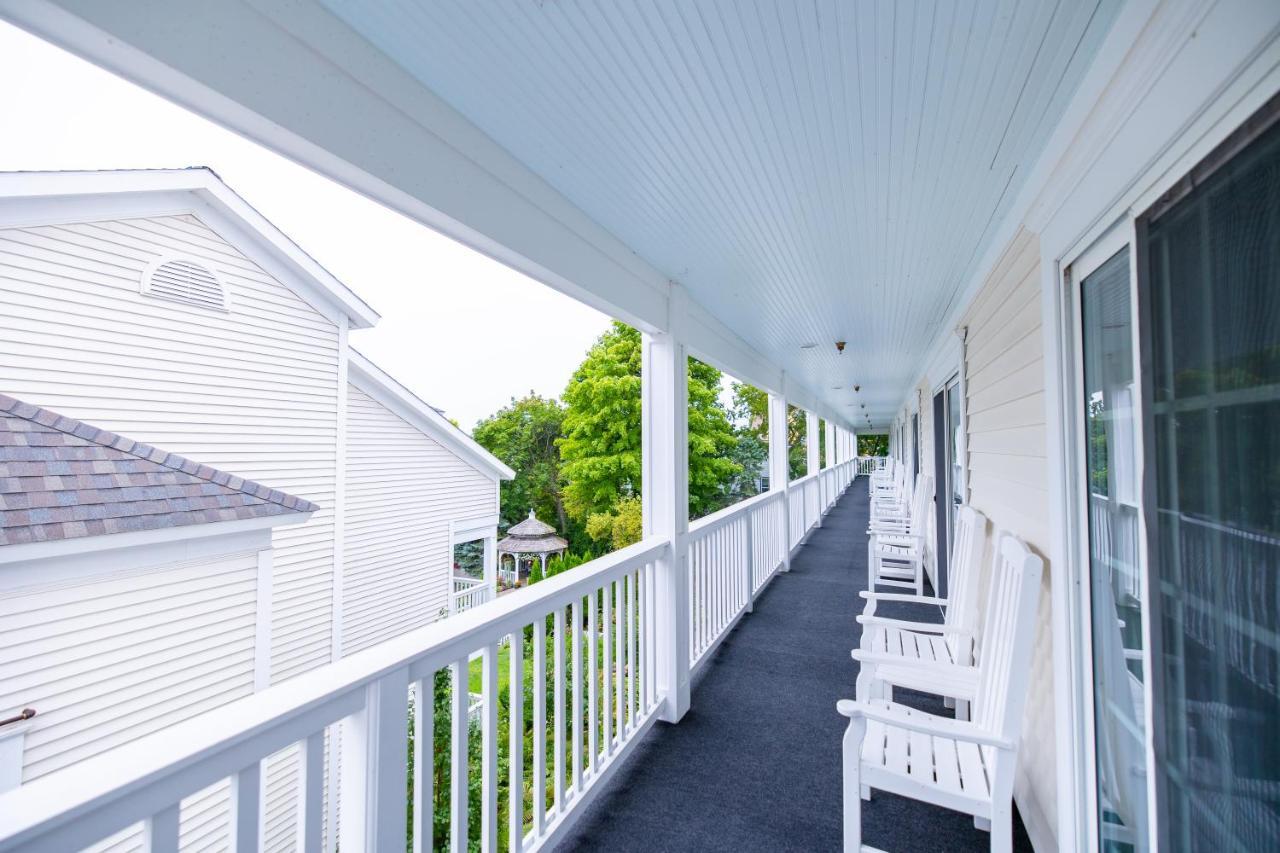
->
0;394;317;547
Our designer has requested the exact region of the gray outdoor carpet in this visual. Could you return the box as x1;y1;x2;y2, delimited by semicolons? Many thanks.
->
555;477;1033;852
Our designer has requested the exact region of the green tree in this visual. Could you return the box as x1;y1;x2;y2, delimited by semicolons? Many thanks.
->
473;394;583;549
559;322;741;541
857;433;889;457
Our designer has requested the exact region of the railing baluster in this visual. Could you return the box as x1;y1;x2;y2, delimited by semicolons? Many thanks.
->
508;630;524;853
602;584;612;754
482;643;499;850
297;731;325;853
645;561;656;711
412;676;433;853
229;762;260;852
450;659;468;853
627;570;637;722
587;591;598;773
614;576;624;736
571;598;583;798
144;803;179;853
533;619;547;835
553;607;565;815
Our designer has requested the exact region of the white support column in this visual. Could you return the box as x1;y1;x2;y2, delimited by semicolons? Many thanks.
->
483;535;496;595
805;412;820;476
825;421;837;468
768;393;790;570
642;313;690;724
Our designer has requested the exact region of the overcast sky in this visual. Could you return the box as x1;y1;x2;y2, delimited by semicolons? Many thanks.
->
0;22;617;430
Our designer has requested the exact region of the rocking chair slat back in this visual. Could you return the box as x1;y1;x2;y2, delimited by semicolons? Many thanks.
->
973;533;1044;744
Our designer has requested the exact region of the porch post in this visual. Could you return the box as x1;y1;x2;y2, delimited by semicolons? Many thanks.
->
642;314;690;724
767;392;790;570
805;412;820;475
825;421;837;467
483;535;496;596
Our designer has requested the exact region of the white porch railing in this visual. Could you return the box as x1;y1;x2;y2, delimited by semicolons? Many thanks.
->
452;574;492;613
0;459;862;853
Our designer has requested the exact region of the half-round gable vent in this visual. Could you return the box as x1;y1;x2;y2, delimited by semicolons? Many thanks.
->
141;258;228;311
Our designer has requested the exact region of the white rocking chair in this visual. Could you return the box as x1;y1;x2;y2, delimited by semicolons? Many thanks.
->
855;505;988;718
866;475;933;596
838;533;1044;853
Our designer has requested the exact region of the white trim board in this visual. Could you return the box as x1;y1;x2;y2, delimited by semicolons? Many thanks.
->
0;514;297;573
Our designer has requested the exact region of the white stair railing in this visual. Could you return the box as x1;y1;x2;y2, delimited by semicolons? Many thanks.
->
452;575;492;613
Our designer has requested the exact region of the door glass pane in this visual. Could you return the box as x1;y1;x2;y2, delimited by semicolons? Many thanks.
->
1081;246;1148;851
1145;117;1280;852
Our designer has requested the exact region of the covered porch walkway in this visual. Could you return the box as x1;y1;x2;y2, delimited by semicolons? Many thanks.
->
559;479;1032;852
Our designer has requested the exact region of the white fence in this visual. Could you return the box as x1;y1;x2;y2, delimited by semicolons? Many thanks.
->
452;575;492;613
0;460;861;852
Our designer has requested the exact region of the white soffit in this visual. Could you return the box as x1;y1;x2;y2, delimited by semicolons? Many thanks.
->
319;0;1121;421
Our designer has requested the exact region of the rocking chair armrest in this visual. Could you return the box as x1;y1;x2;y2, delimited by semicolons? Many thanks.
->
855;615;974;637
836;700;1014;749
851;652;979;698
859;590;948;608
869;532;923;548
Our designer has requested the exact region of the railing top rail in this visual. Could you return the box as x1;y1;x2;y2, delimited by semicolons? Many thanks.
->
452;575;485;587
0;535;669;850
687;488;783;538
790;472;820;487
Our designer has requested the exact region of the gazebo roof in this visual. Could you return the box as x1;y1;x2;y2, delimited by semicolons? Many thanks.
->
506;509;556;537
497;509;568;554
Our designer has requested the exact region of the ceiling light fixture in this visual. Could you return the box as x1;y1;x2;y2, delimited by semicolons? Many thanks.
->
800;343;817;350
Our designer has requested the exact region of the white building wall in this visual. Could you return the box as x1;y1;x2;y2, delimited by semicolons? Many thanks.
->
0;548;261;850
0;212;341;682
959;227;1057;850
342;384;497;654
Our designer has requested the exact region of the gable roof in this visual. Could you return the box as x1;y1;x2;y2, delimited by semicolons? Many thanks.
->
0;394;316;548
0;168;379;329
348;350;515;482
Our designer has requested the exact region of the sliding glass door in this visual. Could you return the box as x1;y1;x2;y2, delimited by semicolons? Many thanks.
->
1075;103;1280;853
1140;111;1280;852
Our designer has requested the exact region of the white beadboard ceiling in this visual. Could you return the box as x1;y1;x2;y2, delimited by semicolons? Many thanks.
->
322;0;1119;425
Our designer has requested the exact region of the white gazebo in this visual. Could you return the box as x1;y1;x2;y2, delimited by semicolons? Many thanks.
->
497;510;568;586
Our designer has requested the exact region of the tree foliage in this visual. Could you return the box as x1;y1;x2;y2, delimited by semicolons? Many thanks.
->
473;394;585;549
857;433;889;457
558;322;741;540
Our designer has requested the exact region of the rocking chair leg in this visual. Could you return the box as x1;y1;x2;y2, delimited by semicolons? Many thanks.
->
988;802;1012;853
843;727;865;853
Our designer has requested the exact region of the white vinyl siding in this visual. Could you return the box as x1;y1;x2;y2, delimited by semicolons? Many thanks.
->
0;551;258;851
343;385;497;654
960;227;1057;849
0;213;340;683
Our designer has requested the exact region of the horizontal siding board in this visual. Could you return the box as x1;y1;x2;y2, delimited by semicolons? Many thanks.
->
959;228;1058;842
342;384;497;655
0;552;257;788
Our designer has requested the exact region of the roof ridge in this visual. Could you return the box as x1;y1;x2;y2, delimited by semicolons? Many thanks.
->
0;393;317;513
